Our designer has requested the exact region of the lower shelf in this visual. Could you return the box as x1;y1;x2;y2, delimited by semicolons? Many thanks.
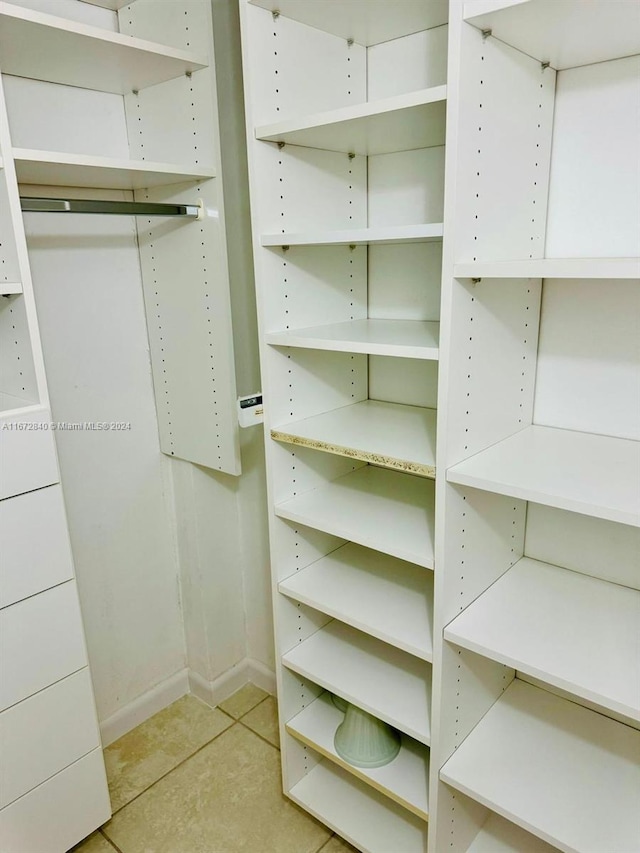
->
0;281;22;295
440;679;640;853
282;620;432;744
275;465;435;568
467;813;559;853
286;692;429;819
289;760;427;853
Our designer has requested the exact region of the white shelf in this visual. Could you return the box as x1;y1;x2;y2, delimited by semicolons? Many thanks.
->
441;679;640;853
256;87;447;156
282;620;432;745
467;813;560;853
0;393;40;415
464;0;640;70
445;557;640;721
289;761;427;853
14;149;214;191
249;0;447;47
286;693;430;819
272;401;437;479
276;465;435;569
279;542;433;661
266;319;440;360
0;2;207;95
447;425;640;527
0;282;22;295
454;257;640;280
261;224;444;247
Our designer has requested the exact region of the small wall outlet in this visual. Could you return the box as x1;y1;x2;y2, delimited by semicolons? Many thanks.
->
237;393;264;428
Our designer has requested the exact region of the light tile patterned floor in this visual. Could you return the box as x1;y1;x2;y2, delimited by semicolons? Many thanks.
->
73;686;357;853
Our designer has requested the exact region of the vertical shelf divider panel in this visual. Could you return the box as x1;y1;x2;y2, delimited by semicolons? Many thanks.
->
239;1;447;848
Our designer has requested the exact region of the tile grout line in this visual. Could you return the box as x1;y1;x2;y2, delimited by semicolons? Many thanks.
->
106;709;237;817
98;828;124;853
238;717;280;751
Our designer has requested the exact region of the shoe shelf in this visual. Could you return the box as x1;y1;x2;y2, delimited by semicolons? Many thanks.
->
445;556;640;722
279;542;433;661
453;257;640;280
282;619;432;746
440;679;640;853
286;692;430;820
447;425;640;527
261;224;444;248
275;466;436;569
271;400;437;479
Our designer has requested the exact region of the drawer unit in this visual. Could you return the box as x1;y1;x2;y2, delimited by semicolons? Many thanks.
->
0;668;100;807
0;484;74;608
0;408;59;499
0;748;110;853
0;581;87;711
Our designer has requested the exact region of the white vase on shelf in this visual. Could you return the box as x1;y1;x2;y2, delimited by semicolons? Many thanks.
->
334;702;401;768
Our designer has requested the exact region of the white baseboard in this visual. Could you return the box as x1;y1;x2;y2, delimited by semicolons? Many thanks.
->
189;657;276;708
99;668;190;747
99;659;276;745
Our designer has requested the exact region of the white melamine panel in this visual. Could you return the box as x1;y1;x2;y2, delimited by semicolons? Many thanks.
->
441;679;640;853
369;358;439;410
0;281;20;294
279;542;433;660
369;243;442;322
282;620;432;744
447;424;640;527
534;279;640;440
243;3;366;127
3;75;129;159
256;88;447;156
368;26;448;100
0;407;58;499
0;581;87;710
266;319;440;360
0;484;73;608
0;2;207;94
261;224;444;247
454;258;640;279
445;277;541;466
0;668;99;807
0;171;22;286
290;761;427;853
368;147;445;228
286;693;430;819
276;465;435;568
117;0;212;56
6;0;116;28
454;25;555;262
467;813;560;853
0;747;110;853
135;179;240;474
272;400;437;478
525;503;640;591
546;56;640;259
464;0;640;69
0;294;39;406
14;149;215;189
445;557;640;721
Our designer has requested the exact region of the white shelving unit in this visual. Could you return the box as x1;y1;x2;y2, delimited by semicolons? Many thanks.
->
240;0;639;849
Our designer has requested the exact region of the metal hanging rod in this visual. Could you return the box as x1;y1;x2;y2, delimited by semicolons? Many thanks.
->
20;197;203;218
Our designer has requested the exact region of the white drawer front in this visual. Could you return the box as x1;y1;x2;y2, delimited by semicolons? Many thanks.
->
0;581;87;711
0;485;74;609
0;668;100;808
0;408;59;499
0;747;110;853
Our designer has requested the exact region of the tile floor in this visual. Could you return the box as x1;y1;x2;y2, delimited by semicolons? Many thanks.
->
74;686;357;853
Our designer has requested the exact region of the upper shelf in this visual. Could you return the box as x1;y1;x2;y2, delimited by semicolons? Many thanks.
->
262;224;444;247
249;0;448;46
445;556;640;722
453;257;640;280
276;465;436;569
255;87;447;156
0;2;208;94
467;813;558;853
441;679;640;853
0;281;22;295
271;400;437;479
447;425;640;527
464;0;640;70
266;319;440;361
14;149;214;190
